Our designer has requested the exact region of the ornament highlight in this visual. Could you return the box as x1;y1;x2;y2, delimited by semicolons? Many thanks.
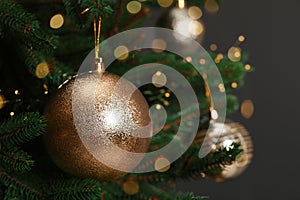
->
44;71;151;180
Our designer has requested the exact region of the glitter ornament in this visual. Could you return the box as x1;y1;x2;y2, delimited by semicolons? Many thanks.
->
195;121;253;182
44;71;151;180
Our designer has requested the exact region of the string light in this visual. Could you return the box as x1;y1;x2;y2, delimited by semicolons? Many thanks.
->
155;104;162;110
50;14;64;29
231;82;238;88
127;1;142;14
238;35;246;42
210;44;218;51
163;100;169;106
185;56;192;62
164;92;170;98
14;90;19;95
244;64;251;71
155;157;171;172
228;47;242;62
157;0;173;7
200;58;206;65
218;83;225;92
114;45;129;60
10;112;14;116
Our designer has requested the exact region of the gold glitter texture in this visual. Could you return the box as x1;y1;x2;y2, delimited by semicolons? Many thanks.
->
44;72;151;180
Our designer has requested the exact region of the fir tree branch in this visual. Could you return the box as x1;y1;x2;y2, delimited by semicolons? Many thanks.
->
0;170;45;199
0;147;34;173
0;0;56;48
0;112;46;147
48;178;102;200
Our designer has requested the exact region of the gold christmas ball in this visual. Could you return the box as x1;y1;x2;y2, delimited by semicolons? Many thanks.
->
195;121;253;182
43;71;151;180
157;7;205;44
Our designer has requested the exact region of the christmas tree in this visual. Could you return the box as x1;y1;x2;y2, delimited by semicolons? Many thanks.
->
0;0;253;199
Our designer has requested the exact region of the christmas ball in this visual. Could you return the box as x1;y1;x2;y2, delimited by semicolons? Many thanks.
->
157;7;205;44
43;71;151;180
195;121;253;182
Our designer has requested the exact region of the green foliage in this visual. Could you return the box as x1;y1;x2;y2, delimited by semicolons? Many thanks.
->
226;94;239;114
0;112;46;147
0;0;56;49
0;170;45;200
48;178;102;200
63;0;113;29
0;147;34;173
179;143;243;179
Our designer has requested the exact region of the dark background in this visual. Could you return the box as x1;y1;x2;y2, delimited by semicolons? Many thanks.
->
147;0;300;199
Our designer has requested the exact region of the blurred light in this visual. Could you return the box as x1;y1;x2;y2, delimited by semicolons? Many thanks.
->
0;94;5;109
186;56;192;62
36;62;50;79
44;91;49;95
152;71;167;87
244;64;251;71
114;45;129;60
223;139;234;150
50;14;64;29
14;90;19;95
231;82;238;88
123;180;139;195
188;20;204;36
200;58;206;65
210;44;218;51
238;35;246;42
241;99;254;119
157;0;173;7
188;6;203;19
228;46;242;62
165;92;170;98
163;100;169;106
211;109;219;120
218;83;225;92
10;112;14;116
156;104;162;110
155;157;170;172
178;0;185;9
152;38;167;53
205;0;219;14
127;1;142;14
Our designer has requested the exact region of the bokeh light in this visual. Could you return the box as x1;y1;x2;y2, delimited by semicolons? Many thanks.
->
205;0;219;14
152;71;167;87
188;6;203;20
157;0;173;7
114;45;129;60
123;180;139;195
152;38;167;53
50;14;64;29
155;157;171;172
241;99;254;119
36;62;50;79
127;1;142;14
228;46;242;62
